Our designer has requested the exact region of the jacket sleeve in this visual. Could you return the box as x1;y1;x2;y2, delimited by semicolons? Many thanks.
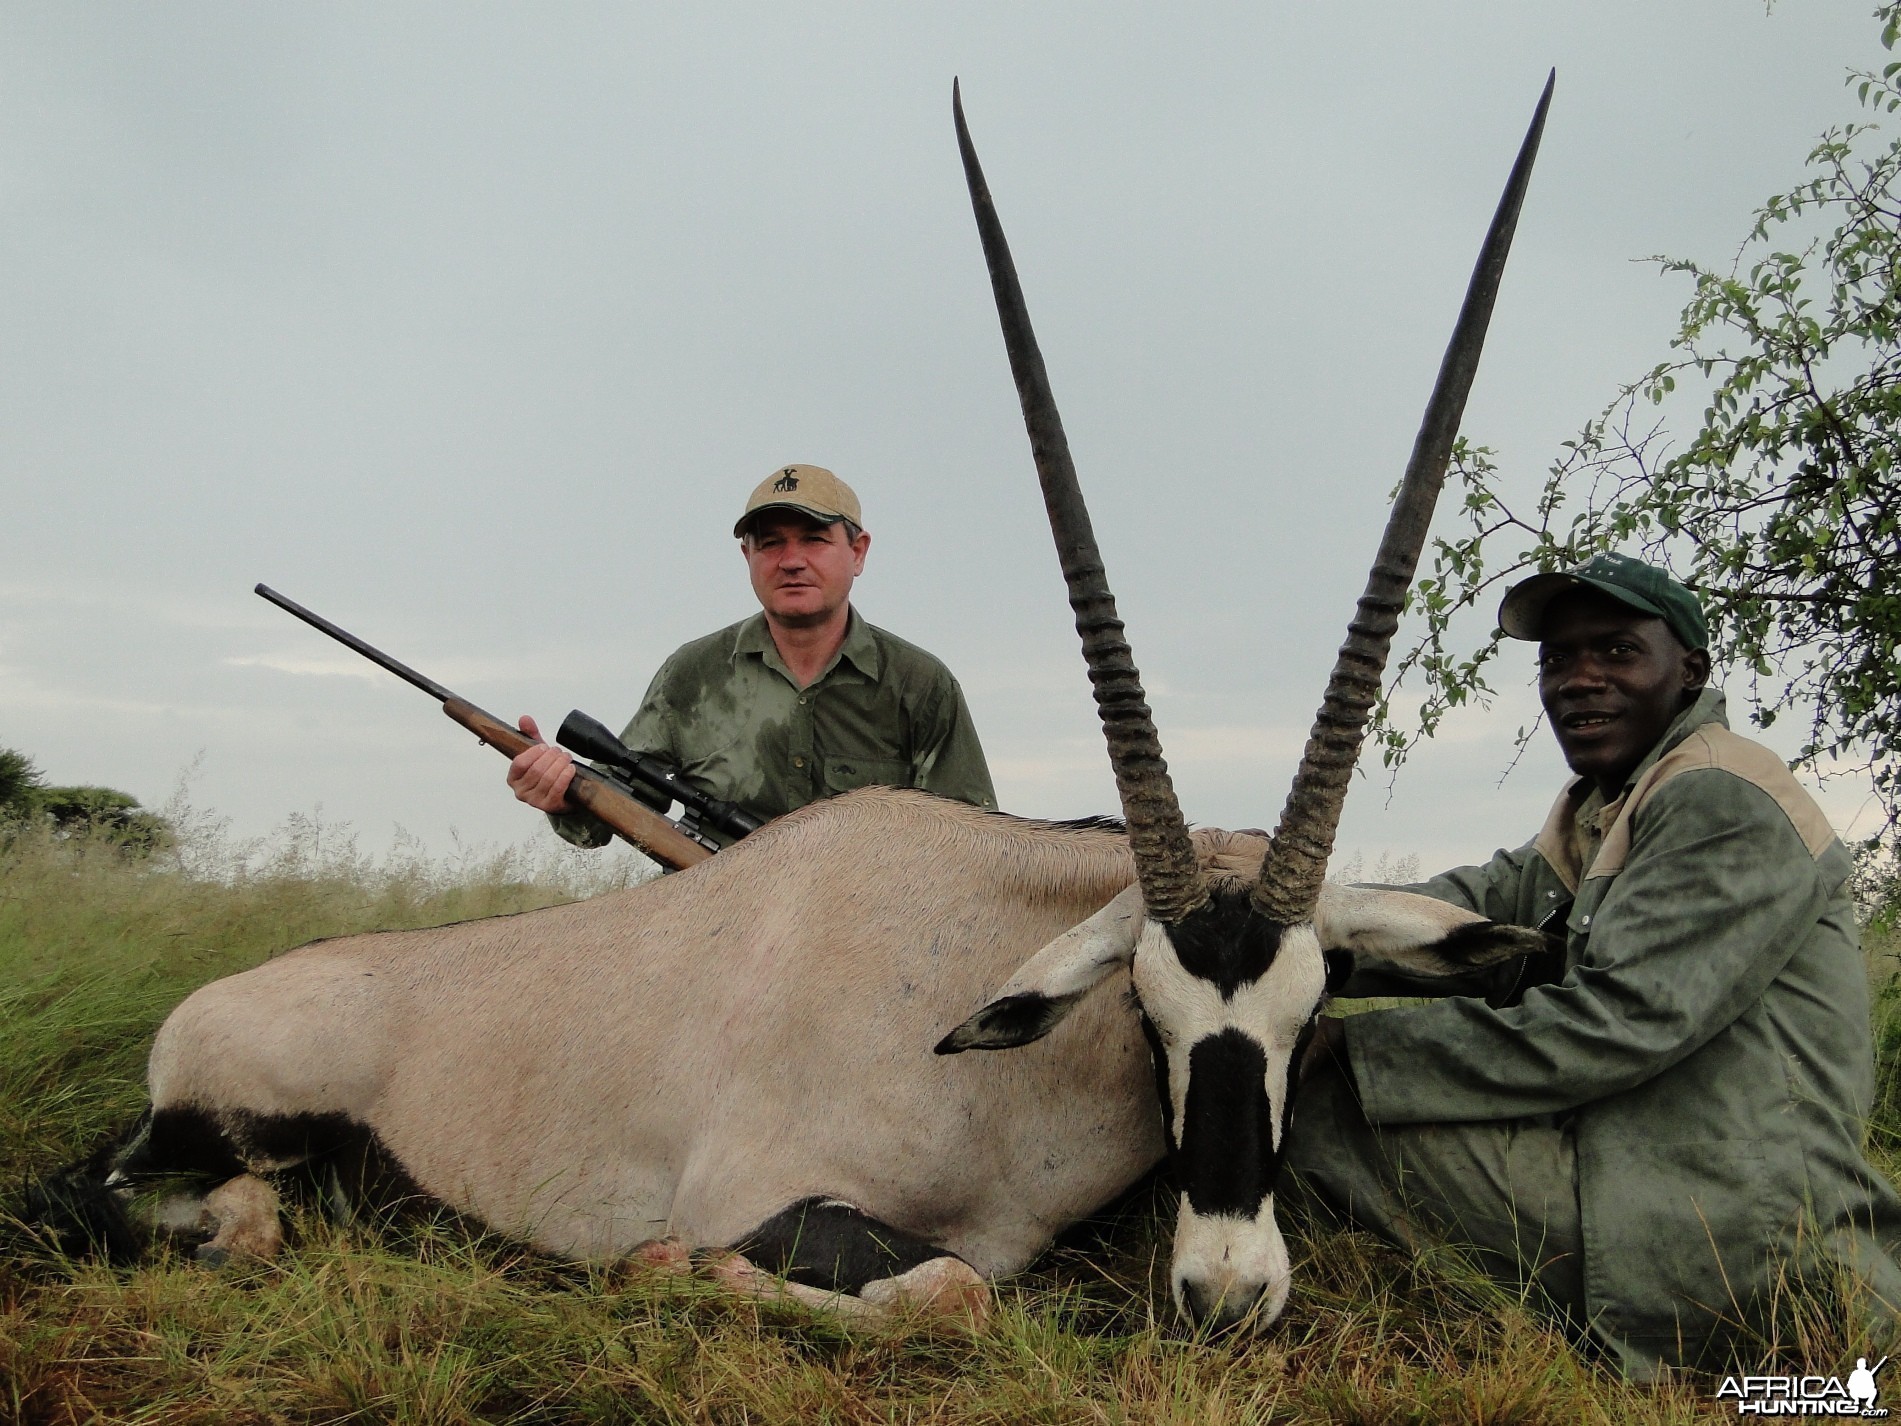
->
1405;845;1537;923
909;675;996;811
1345;769;1830;1124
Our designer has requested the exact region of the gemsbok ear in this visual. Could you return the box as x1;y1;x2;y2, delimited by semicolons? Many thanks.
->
935;885;1145;1054
1314;883;1547;976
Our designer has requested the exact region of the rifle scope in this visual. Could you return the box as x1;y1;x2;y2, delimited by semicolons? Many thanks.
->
556;711;765;843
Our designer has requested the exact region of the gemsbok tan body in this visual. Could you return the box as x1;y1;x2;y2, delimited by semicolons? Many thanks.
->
106;790;1523;1319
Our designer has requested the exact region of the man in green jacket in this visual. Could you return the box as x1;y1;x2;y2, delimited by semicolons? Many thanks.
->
507;464;995;849
1285;553;1901;1378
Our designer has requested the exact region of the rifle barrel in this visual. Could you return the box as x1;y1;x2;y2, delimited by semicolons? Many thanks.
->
254;584;456;702
254;583;714;870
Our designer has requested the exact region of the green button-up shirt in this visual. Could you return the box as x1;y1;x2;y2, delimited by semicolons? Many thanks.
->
554;609;994;849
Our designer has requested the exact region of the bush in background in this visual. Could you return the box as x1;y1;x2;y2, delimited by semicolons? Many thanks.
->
0;746;41;811
0;742;172;854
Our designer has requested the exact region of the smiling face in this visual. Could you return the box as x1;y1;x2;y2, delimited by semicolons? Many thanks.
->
741;513;871;630
1536;590;1710;797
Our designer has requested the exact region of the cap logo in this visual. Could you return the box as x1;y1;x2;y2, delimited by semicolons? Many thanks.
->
774;470;800;492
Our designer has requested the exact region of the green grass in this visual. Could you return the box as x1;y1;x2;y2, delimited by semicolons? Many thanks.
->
0;814;1892;1424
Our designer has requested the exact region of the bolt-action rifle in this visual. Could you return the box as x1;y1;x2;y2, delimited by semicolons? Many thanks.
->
551;710;764;849
254;584;762;870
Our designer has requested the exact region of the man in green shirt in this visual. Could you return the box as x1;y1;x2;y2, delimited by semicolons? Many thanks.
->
1285;554;1901;1378
507;464;995;849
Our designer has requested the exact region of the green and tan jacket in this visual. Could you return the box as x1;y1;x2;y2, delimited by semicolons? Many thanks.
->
555;610;994;849
1344;689;1901;1373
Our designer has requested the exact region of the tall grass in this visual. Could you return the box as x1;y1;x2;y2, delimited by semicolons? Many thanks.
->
0;810;1891;1424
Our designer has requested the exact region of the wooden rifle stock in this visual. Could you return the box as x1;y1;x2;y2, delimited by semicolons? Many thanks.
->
441;699;712;870
255;583;712;872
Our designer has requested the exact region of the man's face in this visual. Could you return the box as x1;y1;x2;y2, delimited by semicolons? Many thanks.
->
742;513;870;629
1536;591;1710;796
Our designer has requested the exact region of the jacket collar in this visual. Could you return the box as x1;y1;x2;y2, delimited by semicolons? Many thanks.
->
1607;686;1729;799
1534;687;1728;892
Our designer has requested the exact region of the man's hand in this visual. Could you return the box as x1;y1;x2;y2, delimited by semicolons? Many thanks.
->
1299;1014;1348;1085
507;714;577;812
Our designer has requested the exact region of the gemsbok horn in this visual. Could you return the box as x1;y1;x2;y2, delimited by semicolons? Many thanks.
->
945;72;1554;1329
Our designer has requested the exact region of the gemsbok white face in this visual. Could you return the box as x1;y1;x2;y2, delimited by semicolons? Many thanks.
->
938;74;1555;1330
938;859;1537;1328
939;879;1328;1326
1134;902;1325;1327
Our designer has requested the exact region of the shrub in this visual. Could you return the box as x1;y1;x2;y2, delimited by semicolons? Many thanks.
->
0;744;43;813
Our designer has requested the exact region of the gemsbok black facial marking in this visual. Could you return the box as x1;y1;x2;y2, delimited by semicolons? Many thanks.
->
1164;893;1285;998
1139;1011;1175;1146
1179;1029;1279;1219
1277;1016;1320;1161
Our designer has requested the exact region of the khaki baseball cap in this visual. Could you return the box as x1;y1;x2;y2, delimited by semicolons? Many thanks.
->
734;464;863;537
1498;552;1709;651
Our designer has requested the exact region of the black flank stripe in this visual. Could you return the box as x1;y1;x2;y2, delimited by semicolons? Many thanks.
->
728;1198;959;1295
1274;1017;1318;1192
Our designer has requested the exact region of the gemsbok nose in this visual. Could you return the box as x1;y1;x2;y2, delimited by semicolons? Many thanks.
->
1179;1272;1280;1334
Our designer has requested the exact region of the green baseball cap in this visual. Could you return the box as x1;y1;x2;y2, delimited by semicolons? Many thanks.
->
1498;553;1709;651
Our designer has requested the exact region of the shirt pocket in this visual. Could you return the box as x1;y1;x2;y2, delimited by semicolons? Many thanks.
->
821;756;912;794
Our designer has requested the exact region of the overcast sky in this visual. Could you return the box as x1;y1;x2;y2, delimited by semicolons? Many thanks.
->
1;1;1889;876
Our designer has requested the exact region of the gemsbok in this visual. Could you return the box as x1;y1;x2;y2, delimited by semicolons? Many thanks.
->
33;76;1553;1330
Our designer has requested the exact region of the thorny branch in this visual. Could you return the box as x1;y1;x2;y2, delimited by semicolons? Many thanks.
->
1377;8;1901;838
